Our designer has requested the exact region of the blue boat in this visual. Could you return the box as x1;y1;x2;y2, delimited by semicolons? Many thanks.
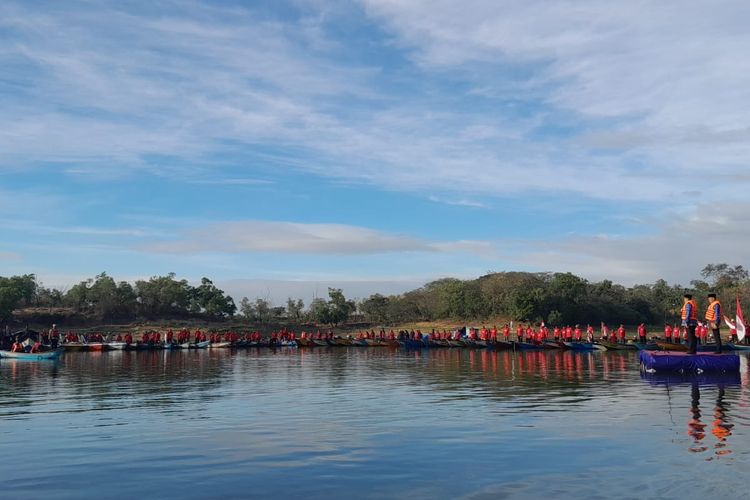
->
0;348;64;360
513;341;544;350
564;342;604;351
640;350;739;373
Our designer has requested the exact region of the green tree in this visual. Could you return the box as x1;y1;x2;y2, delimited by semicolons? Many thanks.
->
191;278;236;319
286;297;305;322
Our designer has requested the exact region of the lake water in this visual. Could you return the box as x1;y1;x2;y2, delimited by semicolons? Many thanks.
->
1;348;748;499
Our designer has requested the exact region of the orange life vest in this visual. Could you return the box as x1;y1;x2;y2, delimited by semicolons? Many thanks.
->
681;299;698;321
705;300;721;322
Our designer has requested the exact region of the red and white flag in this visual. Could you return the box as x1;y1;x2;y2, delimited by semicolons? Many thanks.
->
737;296;746;342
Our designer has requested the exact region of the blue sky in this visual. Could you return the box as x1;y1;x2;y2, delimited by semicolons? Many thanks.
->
2;0;750;303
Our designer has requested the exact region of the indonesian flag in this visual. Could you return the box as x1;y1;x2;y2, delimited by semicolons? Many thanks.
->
737;296;746;342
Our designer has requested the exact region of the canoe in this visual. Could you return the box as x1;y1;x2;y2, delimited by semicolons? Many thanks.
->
105;342;127;350
634;342;659;351
514;342;544;350
194;341;210;349
728;343;750;351
210;342;233;348
564;342;605;351
62;343;87;352
447;340;464;348
596;340;637;351
655;341;687;351
0;348;64;360
487;340;514;350
543;341;567;349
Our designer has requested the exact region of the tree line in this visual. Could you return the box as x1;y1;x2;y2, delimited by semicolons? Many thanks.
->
1;264;747;327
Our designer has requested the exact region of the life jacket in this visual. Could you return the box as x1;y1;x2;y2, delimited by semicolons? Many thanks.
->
681;300;698;321
705;300;721;322
664;326;672;337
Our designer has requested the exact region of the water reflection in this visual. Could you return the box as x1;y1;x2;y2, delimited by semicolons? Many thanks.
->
642;371;739;459
0;348;748;499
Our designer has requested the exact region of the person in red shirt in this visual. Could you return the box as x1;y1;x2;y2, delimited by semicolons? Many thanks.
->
574;326;582;341
617;324;626;343
637;323;647;343
586;325;594;342
664;324;672;343
600;322;609;341
553;327;561;340
525;326;534;342
565;326;573;341
503;325;510;341
516;325;523;342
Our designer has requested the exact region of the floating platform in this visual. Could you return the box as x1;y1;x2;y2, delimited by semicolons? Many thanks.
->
639;350;739;374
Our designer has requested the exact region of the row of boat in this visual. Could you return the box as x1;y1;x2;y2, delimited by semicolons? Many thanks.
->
55;337;750;352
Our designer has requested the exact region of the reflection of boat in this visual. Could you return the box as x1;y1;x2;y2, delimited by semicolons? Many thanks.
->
0;348;64;360
640;370;741;386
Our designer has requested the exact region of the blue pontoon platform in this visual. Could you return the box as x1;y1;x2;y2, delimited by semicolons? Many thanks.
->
639;350;739;373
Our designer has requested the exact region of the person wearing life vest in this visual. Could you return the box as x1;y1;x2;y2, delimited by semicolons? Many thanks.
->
600;322;609;341
681;293;699;354
705;293;722;353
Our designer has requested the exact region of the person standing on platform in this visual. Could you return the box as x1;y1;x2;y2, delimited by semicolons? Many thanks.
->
705;293;722;353
682;294;699;354
664;324;673;343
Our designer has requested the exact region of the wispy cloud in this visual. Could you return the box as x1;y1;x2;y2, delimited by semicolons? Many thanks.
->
4;0;749;204
140;220;494;257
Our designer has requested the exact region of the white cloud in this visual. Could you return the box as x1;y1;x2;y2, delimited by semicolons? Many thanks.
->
506;203;750;285
140;220;494;256
3;0;749;205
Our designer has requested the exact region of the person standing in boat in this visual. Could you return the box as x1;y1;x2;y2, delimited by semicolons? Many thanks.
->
664;324;673;343
600;322;610;341
682;294;699;354
637;323;647;344
704;293;722;353
617;324;626;344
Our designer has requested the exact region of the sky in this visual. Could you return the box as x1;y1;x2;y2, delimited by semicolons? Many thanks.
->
1;0;750;304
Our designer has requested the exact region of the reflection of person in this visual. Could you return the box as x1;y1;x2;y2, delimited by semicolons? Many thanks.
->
704;294;722;353
688;382;707;453
681;294;699;354
712;386;733;456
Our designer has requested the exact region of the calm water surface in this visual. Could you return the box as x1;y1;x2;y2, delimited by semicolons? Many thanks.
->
1;348;749;499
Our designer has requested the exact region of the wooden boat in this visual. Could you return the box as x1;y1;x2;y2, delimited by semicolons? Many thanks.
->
193;340;210;349
350;339;369;346
543;341;567;349
0;348;64;360
296;338;313;347
656;341;687;351
105;342;127;350
312;338;330;347
513;341;544;350
487;340;514;350
63;342;87;352
634;342;659;351
564;342;605;351
597;340;637;351
210;342;233;348
447;340;464;348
